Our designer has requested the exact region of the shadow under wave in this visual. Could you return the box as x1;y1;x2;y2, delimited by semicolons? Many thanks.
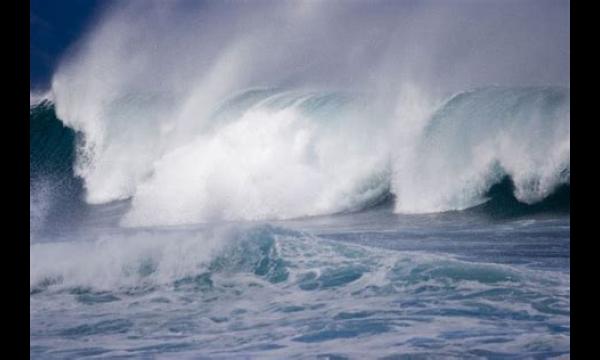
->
465;176;569;219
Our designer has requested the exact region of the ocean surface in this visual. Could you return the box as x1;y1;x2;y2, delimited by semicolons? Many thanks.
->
30;210;570;359
30;92;570;358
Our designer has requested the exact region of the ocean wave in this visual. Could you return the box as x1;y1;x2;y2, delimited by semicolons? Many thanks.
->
29;224;564;295
31;84;569;226
37;0;569;226
30;101;85;238
392;86;570;214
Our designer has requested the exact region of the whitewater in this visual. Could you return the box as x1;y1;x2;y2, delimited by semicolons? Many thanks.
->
30;1;569;358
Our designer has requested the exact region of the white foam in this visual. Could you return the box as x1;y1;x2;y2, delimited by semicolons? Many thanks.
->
123;101;389;226
30;227;233;291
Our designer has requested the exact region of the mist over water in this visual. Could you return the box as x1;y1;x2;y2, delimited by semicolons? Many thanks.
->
47;0;570;226
31;1;570;358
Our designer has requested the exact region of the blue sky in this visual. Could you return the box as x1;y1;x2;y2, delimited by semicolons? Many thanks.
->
30;0;104;89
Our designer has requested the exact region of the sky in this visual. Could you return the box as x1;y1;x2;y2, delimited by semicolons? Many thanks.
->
31;0;569;93
30;0;103;89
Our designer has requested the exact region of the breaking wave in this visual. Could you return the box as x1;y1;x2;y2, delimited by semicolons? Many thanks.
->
32;0;569;227
33;84;569;226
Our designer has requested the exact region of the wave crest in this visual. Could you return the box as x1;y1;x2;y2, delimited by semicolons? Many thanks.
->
392;86;569;213
37;84;570;225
